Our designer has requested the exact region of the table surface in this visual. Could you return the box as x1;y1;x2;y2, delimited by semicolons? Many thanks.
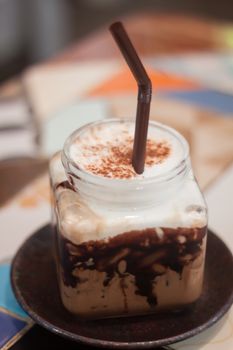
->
0;12;233;350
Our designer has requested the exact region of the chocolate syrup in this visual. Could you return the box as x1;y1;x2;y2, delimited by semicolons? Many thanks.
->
56;226;206;307
55;181;73;191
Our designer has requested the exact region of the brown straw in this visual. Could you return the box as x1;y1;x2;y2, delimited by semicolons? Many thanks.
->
109;21;152;174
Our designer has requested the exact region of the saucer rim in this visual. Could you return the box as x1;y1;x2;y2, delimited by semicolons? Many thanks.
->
11;225;233;349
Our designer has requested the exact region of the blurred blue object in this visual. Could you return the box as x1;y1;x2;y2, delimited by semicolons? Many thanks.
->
0;310;28;348
160;90;233;114
0;264;28;319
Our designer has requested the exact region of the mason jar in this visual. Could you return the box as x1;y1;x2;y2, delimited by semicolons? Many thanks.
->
49;119;207;319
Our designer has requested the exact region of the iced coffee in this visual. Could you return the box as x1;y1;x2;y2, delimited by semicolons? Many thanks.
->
50;119;207;319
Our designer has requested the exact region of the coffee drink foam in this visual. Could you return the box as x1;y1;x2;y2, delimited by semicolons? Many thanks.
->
68;120;187;180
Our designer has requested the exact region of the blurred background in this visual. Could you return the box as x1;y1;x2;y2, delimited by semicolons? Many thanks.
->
0;1;233;349
0;0;233;217
0;0;233;214
1;0;233;81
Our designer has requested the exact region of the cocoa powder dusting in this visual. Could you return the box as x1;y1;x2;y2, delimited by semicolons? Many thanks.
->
85;137;170;179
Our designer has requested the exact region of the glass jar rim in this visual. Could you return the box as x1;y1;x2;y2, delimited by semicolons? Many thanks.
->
62;118;190;188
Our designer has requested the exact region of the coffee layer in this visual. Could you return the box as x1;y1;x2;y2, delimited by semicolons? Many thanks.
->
57;226;206;311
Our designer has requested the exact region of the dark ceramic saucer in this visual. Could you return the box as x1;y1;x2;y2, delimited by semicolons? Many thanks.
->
11;225;233;349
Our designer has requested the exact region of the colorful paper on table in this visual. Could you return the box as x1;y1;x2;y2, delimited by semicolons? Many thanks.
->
22;57;233;189
88;68;199;96
0;265;28;319
148;52;233;96
0;311;28;349
42;99;110;156
0;265;33;349
23;61;120;120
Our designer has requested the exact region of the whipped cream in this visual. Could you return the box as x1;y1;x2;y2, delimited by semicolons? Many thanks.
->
68;120;187;180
